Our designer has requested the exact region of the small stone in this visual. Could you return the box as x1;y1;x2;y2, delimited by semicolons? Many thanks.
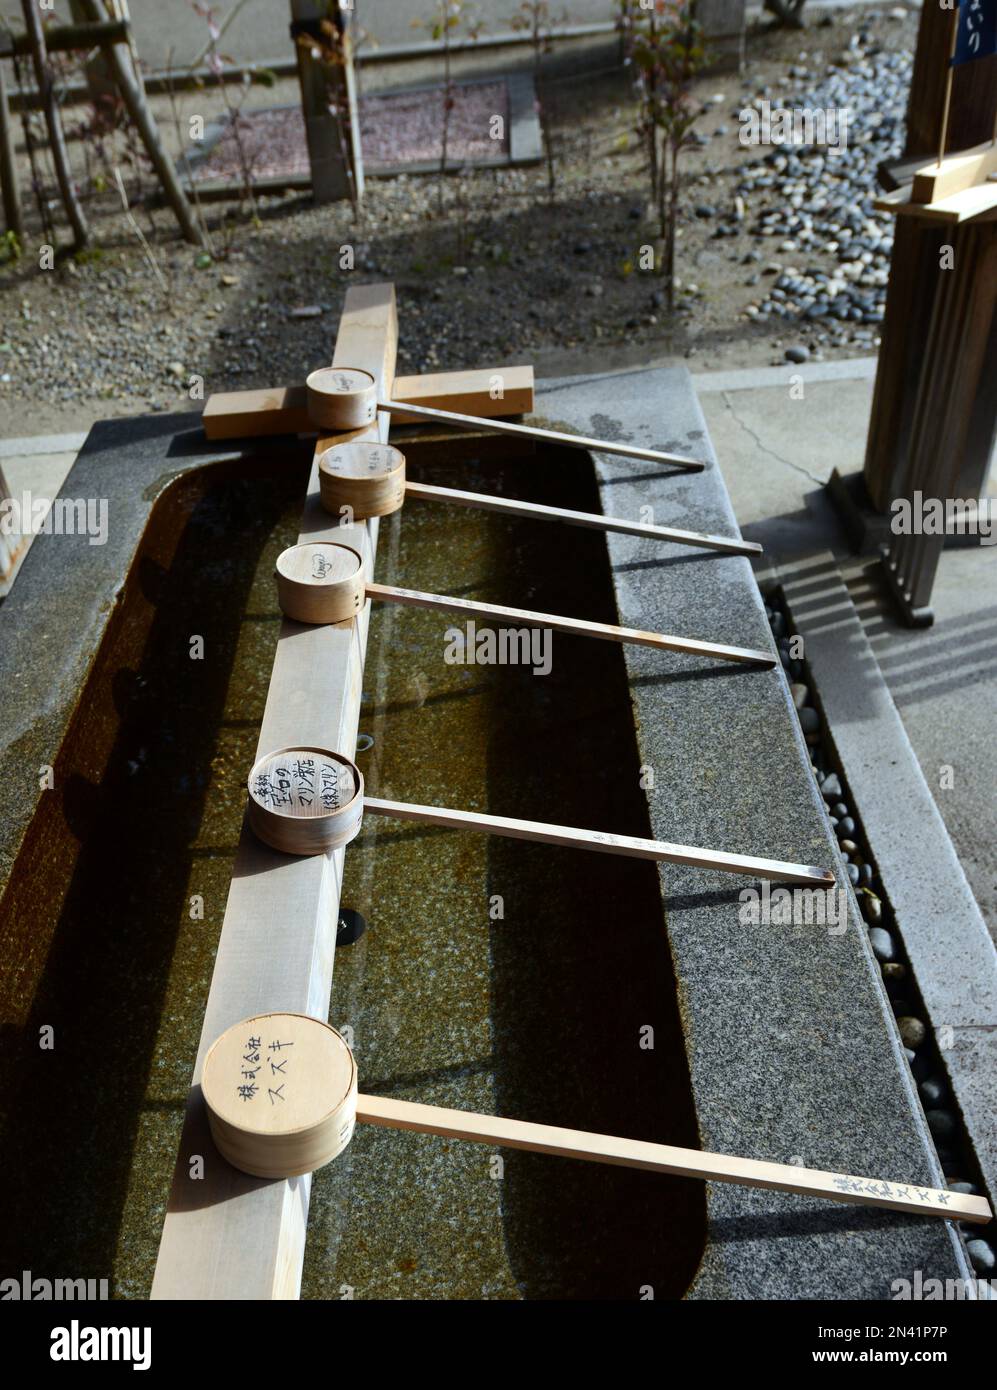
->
785;345;810;364
820;774;842;801
869;926;895;962
925;1108;957;1141
882;962;906;986
799;707;820;734
846;863;860;886
862;889;884;922
837;816;856;837
897;1016;926;1048
790;682;809;711
948;1181;979;1196
839;839;859;856
966;1240;995;1275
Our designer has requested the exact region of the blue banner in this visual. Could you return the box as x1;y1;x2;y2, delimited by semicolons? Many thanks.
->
952;0;997;65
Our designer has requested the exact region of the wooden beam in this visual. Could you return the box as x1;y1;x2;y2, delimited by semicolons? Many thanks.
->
0;19;129;59
876;183;997;225
151;283;397;1301
356;1095;992;1224
201;366;535;441
387;365;535;424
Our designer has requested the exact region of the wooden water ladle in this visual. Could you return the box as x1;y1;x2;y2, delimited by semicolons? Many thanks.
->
202;1012;993;1226
245;746;834;886
273;541;774;668
306;366;705;470
317;439;761;558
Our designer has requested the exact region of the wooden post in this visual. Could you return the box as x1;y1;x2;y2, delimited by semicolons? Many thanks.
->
0;59;23;240
839;1;997;559
68;0;136;109
905;3;997;158
73;0;205;246
290;0;364;205
20;0;89;248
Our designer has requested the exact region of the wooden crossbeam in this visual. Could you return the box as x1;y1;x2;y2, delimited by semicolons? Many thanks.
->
876;182;997;225
911;139;997;205
0;19;129;60
151;284;398;1302
202;366;535;441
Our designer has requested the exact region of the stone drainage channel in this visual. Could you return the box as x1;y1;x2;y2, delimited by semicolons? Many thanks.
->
764;589;996;1290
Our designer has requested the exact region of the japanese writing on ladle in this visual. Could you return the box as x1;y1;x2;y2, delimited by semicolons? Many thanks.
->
237;1032;295;1104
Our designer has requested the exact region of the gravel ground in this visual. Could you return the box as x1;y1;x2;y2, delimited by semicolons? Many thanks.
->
0;7;919;436
193;82;510;183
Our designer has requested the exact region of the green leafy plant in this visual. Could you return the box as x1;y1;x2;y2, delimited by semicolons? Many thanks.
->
413;1;484;209
510;1;566;200
0;230;22;263
618;0;708;310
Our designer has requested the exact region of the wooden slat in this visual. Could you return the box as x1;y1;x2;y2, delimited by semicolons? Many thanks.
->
151;283;398;1301
355;1095;993;1225
201;367;534;441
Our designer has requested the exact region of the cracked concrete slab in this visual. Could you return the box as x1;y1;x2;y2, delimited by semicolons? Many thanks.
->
699;374;876;522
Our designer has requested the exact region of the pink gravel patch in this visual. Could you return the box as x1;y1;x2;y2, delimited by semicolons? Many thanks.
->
192;81;509;183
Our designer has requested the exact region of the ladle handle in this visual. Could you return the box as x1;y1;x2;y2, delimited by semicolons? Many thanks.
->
364;583;774;668
355;1094;991;1225
362;795;834;886
403;481;762;556
381;397;704;471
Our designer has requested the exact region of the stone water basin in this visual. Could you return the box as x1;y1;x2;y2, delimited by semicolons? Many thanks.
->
0;432;706;1300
